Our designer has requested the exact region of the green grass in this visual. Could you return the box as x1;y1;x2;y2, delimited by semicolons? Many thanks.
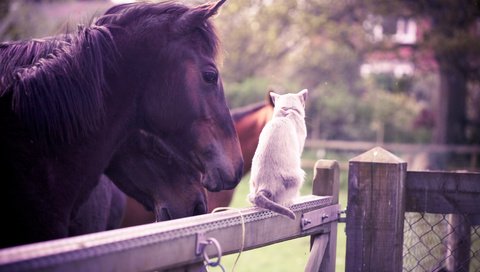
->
207;161;348;272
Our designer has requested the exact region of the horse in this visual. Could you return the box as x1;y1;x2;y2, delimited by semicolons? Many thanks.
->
108;130;208;222
69;174;126;236
206;95;274;211
73;129;207;231
0;0;243;248
120;95;274;226
0;27;205;232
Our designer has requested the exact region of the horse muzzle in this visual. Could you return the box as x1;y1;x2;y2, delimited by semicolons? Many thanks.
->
202;162;243;192
153;195;207;221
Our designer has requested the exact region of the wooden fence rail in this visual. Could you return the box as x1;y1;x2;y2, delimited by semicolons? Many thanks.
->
303;139;480;171
305;139;480;154
4;146;479;272
0;160;341;272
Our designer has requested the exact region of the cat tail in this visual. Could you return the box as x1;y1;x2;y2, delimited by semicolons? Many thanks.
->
254;190;296;220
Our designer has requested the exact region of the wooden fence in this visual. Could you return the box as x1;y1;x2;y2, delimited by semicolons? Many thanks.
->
345;146;480;272
305;139;480;155
304;139;480;170
0;161;341;272
3;146;478;271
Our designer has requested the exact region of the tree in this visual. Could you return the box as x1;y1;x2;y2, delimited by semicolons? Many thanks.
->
215;0;303;83
0;0;110;42
216;0;437;143
298;0;480;156
378;0;480;168
0;0;11;39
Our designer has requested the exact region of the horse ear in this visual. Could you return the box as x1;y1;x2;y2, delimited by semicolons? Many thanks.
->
176;0;227;32
269;91;280;105
204;0;227;19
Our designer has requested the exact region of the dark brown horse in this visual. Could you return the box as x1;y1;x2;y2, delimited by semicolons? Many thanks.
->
69;174;126;236
72;129;207;231
0;1;242;248
120;96;274;226
109;130;208;223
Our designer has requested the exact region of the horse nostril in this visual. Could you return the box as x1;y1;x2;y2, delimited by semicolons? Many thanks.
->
193;201;207;216
236;166;243;183
155;207;172;222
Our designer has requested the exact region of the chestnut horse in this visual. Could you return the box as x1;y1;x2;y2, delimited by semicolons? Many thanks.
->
121;96;274;226
0;1;242;248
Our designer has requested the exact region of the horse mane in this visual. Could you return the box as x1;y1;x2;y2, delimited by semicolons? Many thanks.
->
231;91;275;122
231;101;270;122
95;1;219;56
0;37;70;87
0;26;116;145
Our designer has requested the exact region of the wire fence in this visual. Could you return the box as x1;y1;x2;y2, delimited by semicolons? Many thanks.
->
403;212;480;272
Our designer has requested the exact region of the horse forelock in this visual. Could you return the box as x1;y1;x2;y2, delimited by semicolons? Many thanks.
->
0;25;117;146
196;20;220;58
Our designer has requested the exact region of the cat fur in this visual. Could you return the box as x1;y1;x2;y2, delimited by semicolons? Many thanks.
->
248;89;308;220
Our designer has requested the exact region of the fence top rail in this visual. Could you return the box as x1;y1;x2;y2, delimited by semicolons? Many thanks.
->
405;170;480;214
407;170;480;189
305;139;480;154
0;195;335;272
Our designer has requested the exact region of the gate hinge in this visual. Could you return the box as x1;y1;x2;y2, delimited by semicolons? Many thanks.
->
301;204;341;231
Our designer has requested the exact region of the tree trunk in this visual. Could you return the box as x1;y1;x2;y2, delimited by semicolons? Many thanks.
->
430;58;467;169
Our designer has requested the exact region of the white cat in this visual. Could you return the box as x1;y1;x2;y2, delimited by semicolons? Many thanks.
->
248;89;308;220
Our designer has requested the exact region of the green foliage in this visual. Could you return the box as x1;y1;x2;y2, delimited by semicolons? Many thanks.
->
0;0;109;41
224;75;302;108
305;79;431;143
371;73;413;94
215;0;478;147
360;83;431;143
216;0;302;83
224;77;271;108
216;0;436;144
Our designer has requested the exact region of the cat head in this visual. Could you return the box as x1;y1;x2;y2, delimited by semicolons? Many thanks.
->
270;89;308;117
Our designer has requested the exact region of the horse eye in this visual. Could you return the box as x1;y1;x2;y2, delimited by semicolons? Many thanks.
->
202;71;218;84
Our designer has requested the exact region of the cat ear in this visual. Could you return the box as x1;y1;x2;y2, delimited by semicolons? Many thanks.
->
265;89;275;106
298;89;308;105
269;91;280;105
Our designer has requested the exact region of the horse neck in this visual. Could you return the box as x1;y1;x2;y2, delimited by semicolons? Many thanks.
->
235;103;273;173
0;27;132;209
3;26;117;146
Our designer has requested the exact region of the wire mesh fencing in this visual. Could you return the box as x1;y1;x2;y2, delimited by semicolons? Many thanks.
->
403;212;480;272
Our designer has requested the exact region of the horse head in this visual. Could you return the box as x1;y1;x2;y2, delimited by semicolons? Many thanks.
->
106;130;207;221
97;0;243;193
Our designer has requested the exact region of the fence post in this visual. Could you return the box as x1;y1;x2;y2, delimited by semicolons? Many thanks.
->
345;147;407;272
305;160;340;272
445;214;471;272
